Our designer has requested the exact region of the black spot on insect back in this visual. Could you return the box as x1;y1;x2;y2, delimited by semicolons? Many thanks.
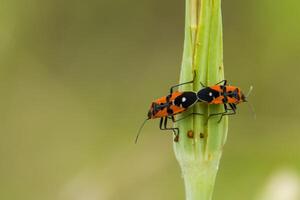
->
197;87;219;103
174;92;198;108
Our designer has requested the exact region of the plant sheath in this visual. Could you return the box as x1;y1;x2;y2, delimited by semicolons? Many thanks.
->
174;0;228;199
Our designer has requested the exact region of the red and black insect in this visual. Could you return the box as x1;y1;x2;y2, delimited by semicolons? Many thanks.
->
136;77;253;143
197;80;254;122
135;78;201;143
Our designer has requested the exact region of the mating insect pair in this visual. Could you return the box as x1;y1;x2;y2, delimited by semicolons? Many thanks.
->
135;74;253;143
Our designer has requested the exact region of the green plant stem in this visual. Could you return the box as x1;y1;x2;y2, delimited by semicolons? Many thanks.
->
174;0;228;199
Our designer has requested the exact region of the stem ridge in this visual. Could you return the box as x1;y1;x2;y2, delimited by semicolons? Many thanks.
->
174;0;228;199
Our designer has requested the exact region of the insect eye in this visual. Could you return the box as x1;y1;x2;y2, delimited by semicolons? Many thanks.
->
182;97;187;102
209;92;213;96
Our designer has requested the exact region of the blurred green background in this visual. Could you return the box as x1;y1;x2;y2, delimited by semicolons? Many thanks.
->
1;0;300;200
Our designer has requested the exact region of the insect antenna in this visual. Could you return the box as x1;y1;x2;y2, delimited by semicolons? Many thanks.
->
247;101;256;120
246;85;253;98
245;86;256;119
135;118;149;144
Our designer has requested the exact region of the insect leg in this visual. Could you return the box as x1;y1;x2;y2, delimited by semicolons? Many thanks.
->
195;79;227;88
230;103;237;110
159;117;164;130
217;104;230;122
200;82;206;87
216;104;237;123
170;116;180;141
159;117;179;136
159;117;173;134
215;80;227;86
169;72;196;94
207;104;229;123
165;117;179;136
218;103;237;121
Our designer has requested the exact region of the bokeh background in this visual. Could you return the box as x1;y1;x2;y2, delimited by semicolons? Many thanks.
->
1;0;300;200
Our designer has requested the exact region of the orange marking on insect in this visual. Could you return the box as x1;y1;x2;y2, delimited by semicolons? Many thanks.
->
136;78;254;143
